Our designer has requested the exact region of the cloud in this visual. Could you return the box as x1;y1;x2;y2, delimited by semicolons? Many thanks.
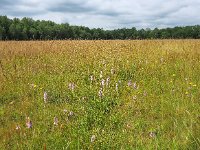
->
1;0;200;29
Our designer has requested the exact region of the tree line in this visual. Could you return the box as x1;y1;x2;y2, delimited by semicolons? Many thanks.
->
0;15;200;40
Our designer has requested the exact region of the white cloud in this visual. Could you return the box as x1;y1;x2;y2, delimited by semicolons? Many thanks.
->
1;0;200;29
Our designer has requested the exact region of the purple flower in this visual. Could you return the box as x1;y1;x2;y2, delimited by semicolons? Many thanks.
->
115;83;118;91
106;77;110;87
133;82;137;89
68;111;74;117
68;83;75;91
98;88;103;98
26;117;32;128
54;117;58;126
44;91;48;103
127;80;132;87
101;79;105;87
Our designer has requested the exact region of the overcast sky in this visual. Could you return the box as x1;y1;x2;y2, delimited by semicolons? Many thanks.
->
1;0;200;29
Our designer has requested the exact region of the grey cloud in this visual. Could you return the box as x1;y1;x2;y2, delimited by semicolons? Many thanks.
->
1;0;200;29
48;1;94;13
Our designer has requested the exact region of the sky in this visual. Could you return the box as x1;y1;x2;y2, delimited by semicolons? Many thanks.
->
1;0;200;29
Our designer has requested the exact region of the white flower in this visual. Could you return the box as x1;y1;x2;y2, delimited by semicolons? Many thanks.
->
91;135;96;142
68;83;75;91
90;75;94;81
16;125;21;130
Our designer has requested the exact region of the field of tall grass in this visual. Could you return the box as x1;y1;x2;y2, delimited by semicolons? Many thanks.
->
0;40;200;149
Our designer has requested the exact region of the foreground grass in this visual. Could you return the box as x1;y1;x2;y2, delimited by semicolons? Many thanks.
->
0;40;200;149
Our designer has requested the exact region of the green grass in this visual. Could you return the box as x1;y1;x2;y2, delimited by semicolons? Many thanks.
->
0;40;200;149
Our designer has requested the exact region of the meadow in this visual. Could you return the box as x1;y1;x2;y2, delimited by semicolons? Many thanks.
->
0;40;200;149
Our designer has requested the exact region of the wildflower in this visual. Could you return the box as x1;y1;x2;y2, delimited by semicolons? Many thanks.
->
193;84;197;87
54;117;58;126
98;88;103;98
149;131;157;138
68;83;75;91
16;125;21;130
127;80;132;87
132;95;137;100
30;83;37;88
44;91;48;103
133;82;137;89
160;57;164;63
111;68;115;75
101;79;105;87
68;111;74;117
172;74;176;77
90;75;94;82
91;135;96;142
100;71;103;78
63;109;67;113
185;91;189;95
106;77;110;87
26;117;32;128
143;91;147;96
115;83;118;91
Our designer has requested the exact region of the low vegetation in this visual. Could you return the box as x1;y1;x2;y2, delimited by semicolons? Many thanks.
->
0;40;200;149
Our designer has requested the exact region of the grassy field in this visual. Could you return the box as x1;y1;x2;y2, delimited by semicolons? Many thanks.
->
0;40;200;149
